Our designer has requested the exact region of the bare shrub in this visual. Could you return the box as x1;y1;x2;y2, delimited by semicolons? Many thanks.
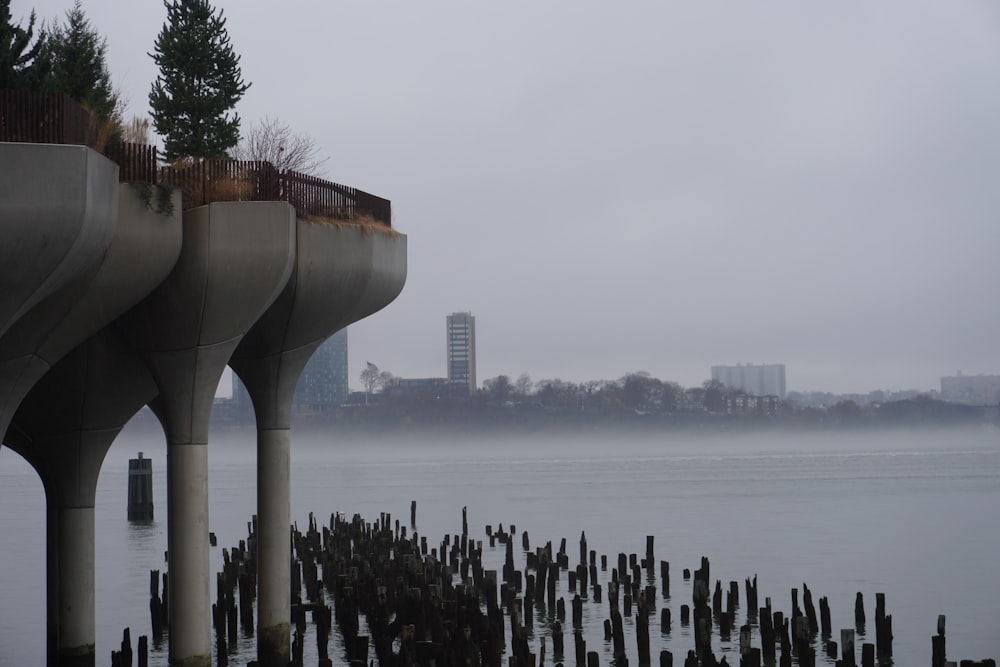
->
232;116;328;175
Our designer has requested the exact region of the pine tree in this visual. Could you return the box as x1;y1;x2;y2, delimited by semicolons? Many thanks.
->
0;0;49;89
148;0;250;161
45;1;121;125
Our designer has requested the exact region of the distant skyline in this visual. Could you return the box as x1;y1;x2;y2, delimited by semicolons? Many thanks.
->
15;0;999;394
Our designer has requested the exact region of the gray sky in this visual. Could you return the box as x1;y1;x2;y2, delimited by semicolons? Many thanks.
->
14;1;1000;394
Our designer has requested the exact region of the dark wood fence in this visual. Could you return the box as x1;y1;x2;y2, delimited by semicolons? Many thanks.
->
0;89;90;145
154;160;390;225
160;159;281;211
2;89;391;226
105;141;158;183
282;169;392;223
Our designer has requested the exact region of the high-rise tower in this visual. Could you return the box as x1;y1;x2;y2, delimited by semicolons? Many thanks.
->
446;312;476;395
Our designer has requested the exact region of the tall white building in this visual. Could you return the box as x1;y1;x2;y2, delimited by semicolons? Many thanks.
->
711;363;786;399
446;312;476;395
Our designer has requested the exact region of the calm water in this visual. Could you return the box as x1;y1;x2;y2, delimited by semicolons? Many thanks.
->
1;426;998;665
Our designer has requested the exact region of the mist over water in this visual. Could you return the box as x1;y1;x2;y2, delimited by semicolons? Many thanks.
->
1;425;998;665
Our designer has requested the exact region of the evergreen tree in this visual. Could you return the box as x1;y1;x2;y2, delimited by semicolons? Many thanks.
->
44;1;121;125
0;0;49;89
148;0;250;160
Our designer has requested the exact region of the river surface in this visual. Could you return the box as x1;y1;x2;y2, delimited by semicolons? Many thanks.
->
1;425;998;665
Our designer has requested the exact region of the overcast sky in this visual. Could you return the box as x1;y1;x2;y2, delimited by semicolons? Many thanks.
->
13;1;1000;394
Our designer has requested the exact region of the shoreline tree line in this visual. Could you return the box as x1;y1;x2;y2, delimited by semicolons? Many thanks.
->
347;369;990;429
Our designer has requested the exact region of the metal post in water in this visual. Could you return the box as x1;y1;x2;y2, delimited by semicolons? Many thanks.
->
128;452;154;521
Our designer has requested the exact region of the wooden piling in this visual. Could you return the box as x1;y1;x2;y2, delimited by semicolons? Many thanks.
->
802;583;818;634
933;615;947;667
552;620;565;661
636;606;651;665
875;592;893;659
840;628;855;666
819;595;831;637
861;642;875;667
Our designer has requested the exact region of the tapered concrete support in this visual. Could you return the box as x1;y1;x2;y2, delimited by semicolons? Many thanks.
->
120;202;295;667
2;182;180;665
6;326;160;667
0;146;120;438
0;144;118;340
230;220;406;666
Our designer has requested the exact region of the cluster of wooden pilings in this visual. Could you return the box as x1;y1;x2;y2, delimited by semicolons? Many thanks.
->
109;504;997;666
209;527;259;665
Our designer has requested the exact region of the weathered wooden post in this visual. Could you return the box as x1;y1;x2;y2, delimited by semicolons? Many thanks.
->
575;631;587;666
758;607;775;663
819;595;831;637
127;452;154;521
932;614;946;667
840;628;856;666
636;607;651;666
875;592;893;659
552;620;565;661
803;583;818;634
861;642;875;667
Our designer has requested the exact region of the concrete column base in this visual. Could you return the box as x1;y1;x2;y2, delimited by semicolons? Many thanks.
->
47;506;96;667
167;442;211;667
257;428;291;667
56;645;96;667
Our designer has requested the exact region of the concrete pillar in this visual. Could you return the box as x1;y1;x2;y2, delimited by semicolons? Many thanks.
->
120;202;295;667
256;428;291;666
231;220;406;666
11;424;124;667
49;506;96;667
166;442;211;666
2;178;180;665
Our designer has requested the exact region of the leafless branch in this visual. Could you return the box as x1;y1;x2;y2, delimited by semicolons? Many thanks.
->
232;116;328;176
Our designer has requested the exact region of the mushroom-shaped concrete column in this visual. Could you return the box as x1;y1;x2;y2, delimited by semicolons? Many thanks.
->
2;184;181;666
0;145;118;437
6;328;159;667
120;202;295;667
229;220;406;666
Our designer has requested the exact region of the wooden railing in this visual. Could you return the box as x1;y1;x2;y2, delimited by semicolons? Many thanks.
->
1;89;391;226
157;160;391;226
282;169;392;222
159;159;281;211
0;89;90;145
104;141;158;183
